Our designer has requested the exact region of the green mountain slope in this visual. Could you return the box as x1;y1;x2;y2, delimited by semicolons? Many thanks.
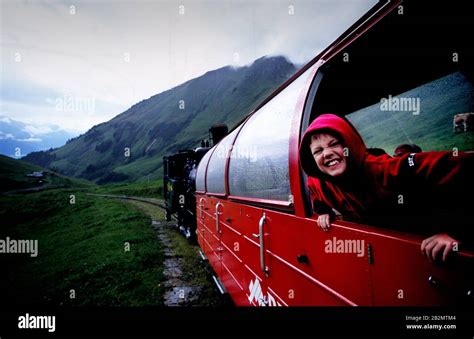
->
347;71;474;155
0;154;93;192
23;56;297;184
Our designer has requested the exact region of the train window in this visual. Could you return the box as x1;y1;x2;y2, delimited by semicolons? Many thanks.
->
206;127;241;194
302;1;474;230
346;71;474;155
228;65;315;202
195;148;213;192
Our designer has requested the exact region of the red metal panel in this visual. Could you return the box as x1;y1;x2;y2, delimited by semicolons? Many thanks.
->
195;0;474;307
200;196;221;277
265;258;347;306
363;228;474;306
223;202;269;306
263;209;351;306
300;217;373;305
218;200;247;305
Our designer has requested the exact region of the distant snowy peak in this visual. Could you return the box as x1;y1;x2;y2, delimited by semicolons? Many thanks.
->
0;115;77;157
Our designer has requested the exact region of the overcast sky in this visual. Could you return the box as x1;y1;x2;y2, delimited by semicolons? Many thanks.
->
1;0;377;133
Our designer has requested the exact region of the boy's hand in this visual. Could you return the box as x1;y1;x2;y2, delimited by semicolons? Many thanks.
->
317;213;331;231
421;233;458;262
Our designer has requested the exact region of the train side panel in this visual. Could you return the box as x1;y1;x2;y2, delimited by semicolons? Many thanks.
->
194;0;474;306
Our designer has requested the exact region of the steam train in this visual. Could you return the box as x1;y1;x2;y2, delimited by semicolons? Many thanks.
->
164;0;474;306
163;125;228;241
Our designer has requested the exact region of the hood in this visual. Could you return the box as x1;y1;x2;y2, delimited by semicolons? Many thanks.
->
299;114;367;178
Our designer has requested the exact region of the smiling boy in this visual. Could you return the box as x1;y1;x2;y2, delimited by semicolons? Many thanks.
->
310;133;347;177
299;114;473;262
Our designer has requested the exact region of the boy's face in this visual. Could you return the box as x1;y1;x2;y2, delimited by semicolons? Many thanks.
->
310;133;347;177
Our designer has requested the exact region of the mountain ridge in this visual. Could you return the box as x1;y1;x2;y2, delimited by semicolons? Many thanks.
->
23;55;298;184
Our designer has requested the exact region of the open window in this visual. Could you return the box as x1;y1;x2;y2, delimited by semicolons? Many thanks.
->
301;0;474;236
346;71;474;156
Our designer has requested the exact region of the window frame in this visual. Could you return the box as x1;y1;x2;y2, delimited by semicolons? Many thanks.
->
201;0;398;212
195;145;217;194
298;0;474;236
205;124;244;197
225;65;319;212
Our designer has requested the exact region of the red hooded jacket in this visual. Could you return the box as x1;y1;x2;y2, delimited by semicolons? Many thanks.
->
299;114;473;240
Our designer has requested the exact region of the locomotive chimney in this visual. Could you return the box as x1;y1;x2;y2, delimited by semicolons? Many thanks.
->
209;124;228;145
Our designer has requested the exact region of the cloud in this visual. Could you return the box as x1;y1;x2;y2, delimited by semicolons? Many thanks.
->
22;125;53;136
1;0;377;132
1;75;63;107
16;137;42;142
0;132;15;140
0;100;120;133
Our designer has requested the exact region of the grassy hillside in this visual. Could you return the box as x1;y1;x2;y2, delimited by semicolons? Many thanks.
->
92;180;163;198
347;71;474;155
23;56;297;184
0;190;165;306
0;154;92;193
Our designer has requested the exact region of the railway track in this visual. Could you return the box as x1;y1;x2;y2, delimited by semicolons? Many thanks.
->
89;192;229;306
87;193;167;210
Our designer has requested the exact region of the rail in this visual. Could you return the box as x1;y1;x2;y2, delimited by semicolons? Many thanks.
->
86;193;167;210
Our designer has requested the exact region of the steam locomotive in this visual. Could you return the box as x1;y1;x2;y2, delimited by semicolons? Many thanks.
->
163;124;228;241
164;0;474;306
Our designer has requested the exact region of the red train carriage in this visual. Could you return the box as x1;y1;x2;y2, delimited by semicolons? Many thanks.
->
195;0;474;306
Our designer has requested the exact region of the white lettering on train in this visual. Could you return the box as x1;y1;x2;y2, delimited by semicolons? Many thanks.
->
248;278;282;306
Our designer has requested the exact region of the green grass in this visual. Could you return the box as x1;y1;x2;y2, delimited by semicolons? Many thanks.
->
347;71;474;155
0;189;164;306
112;156;164;183
92;180;163;198
125;200;231;306
0;154;93;193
